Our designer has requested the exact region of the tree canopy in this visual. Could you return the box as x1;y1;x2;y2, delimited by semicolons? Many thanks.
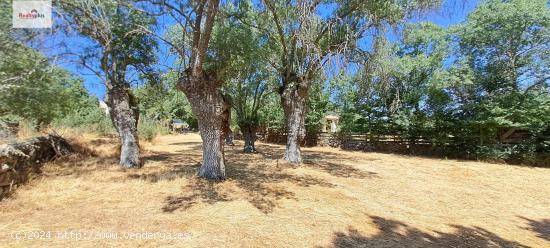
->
2;0;548;168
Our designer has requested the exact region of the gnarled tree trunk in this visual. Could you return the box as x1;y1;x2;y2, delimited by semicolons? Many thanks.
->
106;86;140;168
178;71;229;180
241;124;257;153
225;129;235;146
280;82;309;164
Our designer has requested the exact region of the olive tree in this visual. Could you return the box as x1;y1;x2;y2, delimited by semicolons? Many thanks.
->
213;1;275;153
259;0;441;164
148;0;230;179
56;0;157;168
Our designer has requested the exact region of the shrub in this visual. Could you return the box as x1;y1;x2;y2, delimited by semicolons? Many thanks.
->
53;107;114;135
138;117;170;142
475;145;510;162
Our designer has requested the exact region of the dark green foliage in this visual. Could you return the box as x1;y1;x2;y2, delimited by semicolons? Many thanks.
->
54;104;114;135
336;0;550;164
133;72;195;126
0;45;100;129
260;94;286;131
305;81;330;137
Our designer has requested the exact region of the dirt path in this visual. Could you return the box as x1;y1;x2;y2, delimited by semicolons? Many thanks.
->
1;133;549;247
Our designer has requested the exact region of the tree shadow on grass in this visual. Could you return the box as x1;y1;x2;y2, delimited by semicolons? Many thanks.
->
159;157;338;214
45;155;119;177
167;142;203;147
162;178;232;212
224;159;336;213
254;142;380;179
519;216;550;242
324;216;528;248
253;142;361;162
254;142;286;160
128;146;203;182
131;141;380;214
302;160;379;179
127;162;200;182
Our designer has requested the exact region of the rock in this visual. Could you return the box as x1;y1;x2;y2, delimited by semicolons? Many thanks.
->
0;121;19;141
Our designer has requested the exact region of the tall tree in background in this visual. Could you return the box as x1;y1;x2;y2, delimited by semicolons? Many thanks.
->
213;1;274;153
455;0;550;158
359;23;451;141
260;0;352;164
57;0;157;168
231;75;271;153
260;0;440;164
335;0;549;163
458;0;550;95
134;71;195;126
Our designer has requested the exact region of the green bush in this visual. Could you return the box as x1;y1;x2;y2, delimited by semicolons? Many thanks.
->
475;145;511;162
53;106;114;135
138;117;170;142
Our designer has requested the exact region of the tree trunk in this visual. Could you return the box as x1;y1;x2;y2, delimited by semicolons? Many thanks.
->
223;109;234;146
280;85;308;164
178;71;228;180
106;87;140;168
242;125;257;153
225;128;235;146
198;128;225;179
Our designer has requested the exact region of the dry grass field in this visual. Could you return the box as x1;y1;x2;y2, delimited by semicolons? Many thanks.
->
1;133;549;247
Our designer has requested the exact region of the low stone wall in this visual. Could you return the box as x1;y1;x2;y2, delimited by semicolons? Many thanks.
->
0;135;72;199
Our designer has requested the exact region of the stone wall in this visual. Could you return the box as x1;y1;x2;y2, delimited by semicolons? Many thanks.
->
0;135;72;199
0;121;19;142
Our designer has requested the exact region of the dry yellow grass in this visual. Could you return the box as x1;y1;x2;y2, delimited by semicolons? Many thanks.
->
1;133;549;247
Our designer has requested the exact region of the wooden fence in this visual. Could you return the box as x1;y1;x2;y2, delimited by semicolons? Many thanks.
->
241;128;548;165
258;128;540;157
261;132;445;152
257;130;321;147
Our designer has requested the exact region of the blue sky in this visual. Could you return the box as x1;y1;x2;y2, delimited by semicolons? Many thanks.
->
411;0;479;27
49;0;480;100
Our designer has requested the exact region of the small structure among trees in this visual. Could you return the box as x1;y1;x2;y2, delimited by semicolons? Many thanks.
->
323;114;340;133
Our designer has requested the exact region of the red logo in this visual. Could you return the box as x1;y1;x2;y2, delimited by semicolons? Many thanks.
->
18;9;45;19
